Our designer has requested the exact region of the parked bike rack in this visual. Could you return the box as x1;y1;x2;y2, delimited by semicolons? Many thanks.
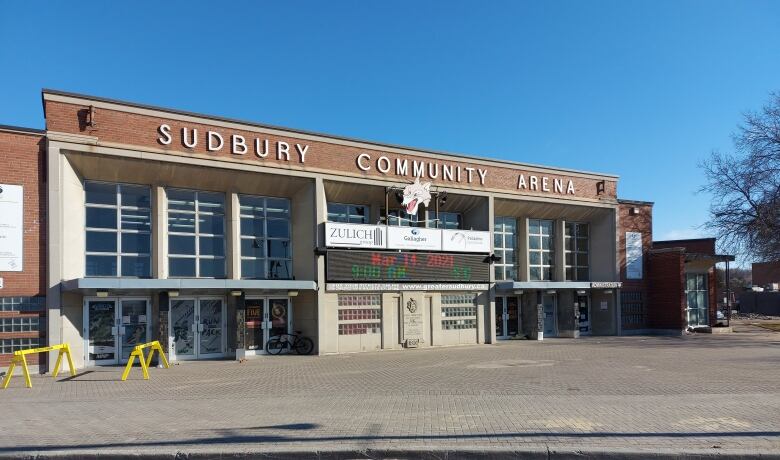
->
2;343;76;389
121;340;170;381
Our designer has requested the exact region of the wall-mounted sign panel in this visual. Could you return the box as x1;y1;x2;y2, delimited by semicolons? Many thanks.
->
325;223;386;249
0;184;23;272
591;281;622;289
625;232;643;280
386;227;442;251
327;250;490;283
441;229;491;253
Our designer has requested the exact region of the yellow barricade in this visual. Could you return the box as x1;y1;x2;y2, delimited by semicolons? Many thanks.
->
2;343;76;389
121;340;169;381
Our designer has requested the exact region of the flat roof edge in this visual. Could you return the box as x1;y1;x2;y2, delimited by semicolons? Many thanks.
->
618;198;654;206
41;88;620;180
0;123;45;136
653;237;715;244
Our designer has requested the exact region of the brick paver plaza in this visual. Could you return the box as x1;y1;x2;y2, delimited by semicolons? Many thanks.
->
2;324;779;457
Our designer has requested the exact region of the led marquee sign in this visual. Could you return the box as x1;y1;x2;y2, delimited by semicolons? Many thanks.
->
326;250;490;283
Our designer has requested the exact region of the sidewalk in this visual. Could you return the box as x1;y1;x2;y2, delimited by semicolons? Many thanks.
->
1;331;779;458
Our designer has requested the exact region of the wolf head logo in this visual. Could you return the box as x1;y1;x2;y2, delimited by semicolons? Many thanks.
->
401;177;432;215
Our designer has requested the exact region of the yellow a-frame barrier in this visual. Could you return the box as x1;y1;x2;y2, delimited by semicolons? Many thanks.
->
121;340;169;381
2;343;76;389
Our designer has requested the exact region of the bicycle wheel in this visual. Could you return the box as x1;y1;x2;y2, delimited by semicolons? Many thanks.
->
294;337;314;355
266;338;285;355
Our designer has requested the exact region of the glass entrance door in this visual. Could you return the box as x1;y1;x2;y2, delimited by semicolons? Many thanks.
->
506;297;519;336
686;273;709;327
120;299;150;359
496;296;520;338
170;299;196;359
542;293;557;338
268;298;290;339
87;300;118;365
244;297;291;355
198;298;225;358
245;298;266;353
576;295;590;336
495;297;505;338
169;297;226;360
85;298;151;365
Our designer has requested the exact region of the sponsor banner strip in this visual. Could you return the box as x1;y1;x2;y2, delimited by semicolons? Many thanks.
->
326;283;490;292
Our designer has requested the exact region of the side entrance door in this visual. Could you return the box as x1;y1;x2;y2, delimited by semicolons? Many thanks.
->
496;296;521;338
576;294;591;336
84;297;151;366
244;297;291;355
169;297;227;360
542;293;557;338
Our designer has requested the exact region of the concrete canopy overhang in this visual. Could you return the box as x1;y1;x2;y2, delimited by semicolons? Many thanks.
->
61;278;317;296
684;253;735;271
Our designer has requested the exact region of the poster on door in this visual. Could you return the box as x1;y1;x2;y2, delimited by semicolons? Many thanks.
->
245;300;264;350
88;301;115;361
269;300;288;337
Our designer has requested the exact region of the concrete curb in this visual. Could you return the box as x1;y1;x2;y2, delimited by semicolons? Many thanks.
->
2;449;780;459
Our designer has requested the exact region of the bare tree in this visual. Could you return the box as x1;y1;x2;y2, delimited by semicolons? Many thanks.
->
700;92;780;261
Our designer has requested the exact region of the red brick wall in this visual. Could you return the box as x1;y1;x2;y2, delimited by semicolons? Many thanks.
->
618;202;652;287
647;250;685;330
44;99;618;201
653;238;715;255
752;261;780;287
617;202;652;329
0;129;47;367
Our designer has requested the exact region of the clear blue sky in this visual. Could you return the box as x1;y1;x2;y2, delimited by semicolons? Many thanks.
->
2;1;779;252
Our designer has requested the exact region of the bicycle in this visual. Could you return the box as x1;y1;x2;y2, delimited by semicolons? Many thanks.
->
266;331;314;355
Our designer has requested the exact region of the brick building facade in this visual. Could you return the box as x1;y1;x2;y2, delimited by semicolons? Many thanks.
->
0;126;47;368
0;90;730;373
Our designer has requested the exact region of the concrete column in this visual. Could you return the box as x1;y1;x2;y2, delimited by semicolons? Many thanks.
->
431;293;442;346
517;217;529;282
487;195;496;344
227;192;240;280
291;181;317;281
154;186;167;279
314;177;327;355
46;142;63;372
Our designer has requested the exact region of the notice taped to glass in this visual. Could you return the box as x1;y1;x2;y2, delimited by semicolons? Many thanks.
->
326;250;489;283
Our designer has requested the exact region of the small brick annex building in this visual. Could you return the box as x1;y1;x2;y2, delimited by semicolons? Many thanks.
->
0;90;734;373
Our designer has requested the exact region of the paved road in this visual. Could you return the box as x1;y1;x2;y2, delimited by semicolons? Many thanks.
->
1;326;779;458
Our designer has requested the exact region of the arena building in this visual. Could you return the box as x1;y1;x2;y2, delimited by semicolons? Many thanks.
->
0;90;733;371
